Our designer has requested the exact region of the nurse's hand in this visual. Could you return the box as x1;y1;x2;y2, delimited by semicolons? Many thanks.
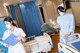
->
21;37;26;42
65;32;71;38
6;44;10;48
16;36;22;40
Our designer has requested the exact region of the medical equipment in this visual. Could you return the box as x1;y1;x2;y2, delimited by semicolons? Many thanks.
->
41;23;56;35
24;33;53;53
0;37;8;53
58;33;80;53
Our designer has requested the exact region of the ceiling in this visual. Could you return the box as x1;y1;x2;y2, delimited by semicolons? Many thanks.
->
1;0;63;6
1;0;33;5
0;0;34;17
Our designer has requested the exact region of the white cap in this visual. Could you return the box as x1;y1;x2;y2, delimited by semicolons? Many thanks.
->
58;3;64;7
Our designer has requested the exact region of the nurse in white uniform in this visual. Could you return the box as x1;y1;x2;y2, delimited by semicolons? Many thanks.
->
57;6;76;43
2;16;26;53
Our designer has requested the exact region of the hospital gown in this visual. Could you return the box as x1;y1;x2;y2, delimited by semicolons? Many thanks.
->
57;13;76;43
2;27;26;53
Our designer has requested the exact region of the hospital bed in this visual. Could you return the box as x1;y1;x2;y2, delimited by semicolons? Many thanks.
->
58;33;80;53
23;33;53;53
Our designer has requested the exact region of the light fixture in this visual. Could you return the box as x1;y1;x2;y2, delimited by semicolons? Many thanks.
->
20;1;22;2
3;3;9;16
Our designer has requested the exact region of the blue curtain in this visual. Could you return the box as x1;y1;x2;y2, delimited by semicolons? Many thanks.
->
8;5;17;20
18;1;42;37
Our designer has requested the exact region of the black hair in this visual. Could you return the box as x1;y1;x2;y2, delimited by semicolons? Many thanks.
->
57;6;66;14
4;16;16;26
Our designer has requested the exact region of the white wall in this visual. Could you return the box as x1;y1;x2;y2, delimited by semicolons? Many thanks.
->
0;1;7;17
42;0;62;23
71;2;80;26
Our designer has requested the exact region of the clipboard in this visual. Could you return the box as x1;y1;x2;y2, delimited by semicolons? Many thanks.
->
3;34;19;46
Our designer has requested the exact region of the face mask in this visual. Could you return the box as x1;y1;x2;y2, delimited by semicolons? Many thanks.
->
6;24;12;29
59;12;64;16
58;10;64;16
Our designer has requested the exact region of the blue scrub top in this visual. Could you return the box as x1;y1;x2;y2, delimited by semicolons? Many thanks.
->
57;13;75;43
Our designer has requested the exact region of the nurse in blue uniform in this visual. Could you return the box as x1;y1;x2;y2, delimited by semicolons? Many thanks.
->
57;6;76;43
